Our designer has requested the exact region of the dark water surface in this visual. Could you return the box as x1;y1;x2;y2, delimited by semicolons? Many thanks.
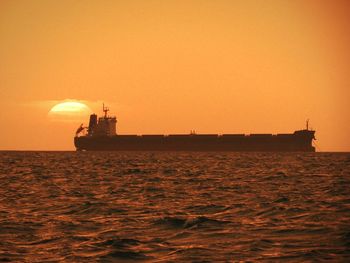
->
0;151;349;262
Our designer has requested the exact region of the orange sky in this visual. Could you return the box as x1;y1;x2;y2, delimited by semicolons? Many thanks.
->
0;0;349;151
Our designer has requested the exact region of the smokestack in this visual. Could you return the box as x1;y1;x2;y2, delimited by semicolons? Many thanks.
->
88;114;97;135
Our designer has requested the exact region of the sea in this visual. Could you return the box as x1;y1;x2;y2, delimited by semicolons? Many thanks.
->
0;151;349;262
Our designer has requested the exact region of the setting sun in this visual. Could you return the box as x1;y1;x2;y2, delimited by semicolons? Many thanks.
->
48;101;92;122
50;101;90;114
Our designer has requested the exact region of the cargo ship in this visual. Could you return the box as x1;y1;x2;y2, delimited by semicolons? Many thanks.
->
74;105;316;152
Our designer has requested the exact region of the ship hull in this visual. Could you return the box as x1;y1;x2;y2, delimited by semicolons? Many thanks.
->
74;131;315;152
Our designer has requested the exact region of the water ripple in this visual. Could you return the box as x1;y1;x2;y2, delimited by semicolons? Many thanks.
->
0;151;349;261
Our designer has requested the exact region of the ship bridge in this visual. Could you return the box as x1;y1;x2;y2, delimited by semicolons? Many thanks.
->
87;104;117;136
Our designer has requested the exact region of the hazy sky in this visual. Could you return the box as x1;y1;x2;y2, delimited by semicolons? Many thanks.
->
0;0;349;151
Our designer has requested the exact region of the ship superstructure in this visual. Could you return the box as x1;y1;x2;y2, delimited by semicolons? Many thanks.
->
86;104;117;137
74;106;316;152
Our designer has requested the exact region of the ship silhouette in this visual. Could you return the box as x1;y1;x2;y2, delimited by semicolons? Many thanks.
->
74;105;316;152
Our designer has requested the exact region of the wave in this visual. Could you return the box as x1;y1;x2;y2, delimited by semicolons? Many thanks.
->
1;151;349;261
153;216;229;229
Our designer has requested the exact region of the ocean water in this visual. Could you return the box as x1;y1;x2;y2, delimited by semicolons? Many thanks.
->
0;151;349;262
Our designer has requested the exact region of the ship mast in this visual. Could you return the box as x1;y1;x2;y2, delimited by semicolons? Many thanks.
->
103;103;109;118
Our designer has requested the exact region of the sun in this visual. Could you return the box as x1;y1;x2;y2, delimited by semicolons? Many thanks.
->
50;101;90;114
49;101;92;121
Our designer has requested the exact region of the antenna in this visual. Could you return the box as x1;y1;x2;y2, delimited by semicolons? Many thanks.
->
306;119;309;130
103;103;109;118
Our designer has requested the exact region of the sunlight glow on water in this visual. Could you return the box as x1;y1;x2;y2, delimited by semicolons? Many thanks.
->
0;152;349;261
